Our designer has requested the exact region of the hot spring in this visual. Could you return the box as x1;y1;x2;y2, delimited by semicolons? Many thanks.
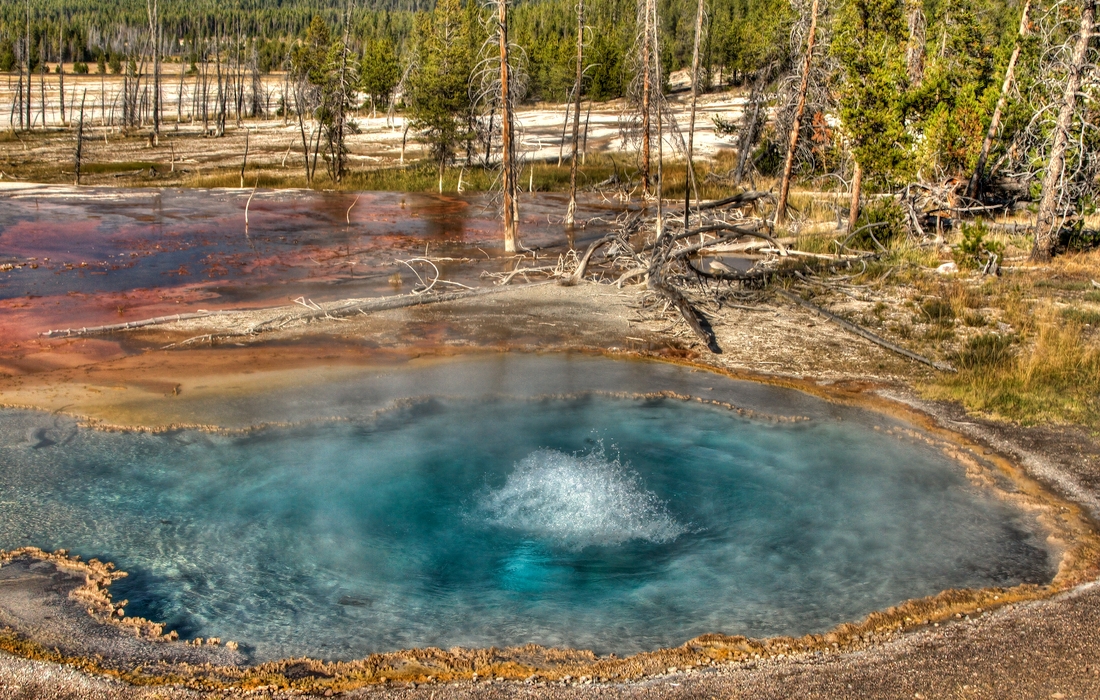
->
0;355;1053;662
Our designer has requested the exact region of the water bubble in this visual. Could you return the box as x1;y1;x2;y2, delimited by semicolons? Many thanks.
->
478;448;687;549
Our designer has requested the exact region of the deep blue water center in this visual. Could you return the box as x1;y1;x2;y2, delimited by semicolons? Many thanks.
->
0;357;1051;662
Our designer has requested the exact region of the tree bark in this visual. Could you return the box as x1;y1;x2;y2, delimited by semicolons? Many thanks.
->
58;26;66;125
147;0;160;143
652;0;663;238
848;161;863;233
905;0;925;85
640;0;653;198
74;91;86;185
734;73;766;186
25;0;32;131
499;0;520;252
1033;0;1094;262
776;0;819;226
332;10;352;183
968;0;1030;200
684;0;705;232
565;0;585;228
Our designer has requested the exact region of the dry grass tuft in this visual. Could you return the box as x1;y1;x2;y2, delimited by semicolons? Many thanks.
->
923;251;1100;427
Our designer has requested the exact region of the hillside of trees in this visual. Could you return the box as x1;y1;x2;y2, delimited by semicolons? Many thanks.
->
3;0;1099;262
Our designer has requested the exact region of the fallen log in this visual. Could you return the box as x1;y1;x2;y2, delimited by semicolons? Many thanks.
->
40;310;247;339
668;191;773;214
775;289;956;372
559;233;619;286
649;275;721;353
247;282;554;333
41;283;554;340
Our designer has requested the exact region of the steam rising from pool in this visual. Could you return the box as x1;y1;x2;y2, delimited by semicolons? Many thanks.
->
0;363;1054;662
479;448;687;549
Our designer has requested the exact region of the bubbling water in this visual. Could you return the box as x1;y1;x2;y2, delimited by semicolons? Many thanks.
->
478;448;687;549
0;376;1055;660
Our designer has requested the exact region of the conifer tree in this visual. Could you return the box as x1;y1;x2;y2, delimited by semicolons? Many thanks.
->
832;0;910;230
360;38;399;118
406;0;474;193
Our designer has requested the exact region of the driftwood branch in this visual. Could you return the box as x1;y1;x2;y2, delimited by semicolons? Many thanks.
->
42;284;553;341
775;289;956;372
559;233;619;286
648;274;720;353
40;310;245;338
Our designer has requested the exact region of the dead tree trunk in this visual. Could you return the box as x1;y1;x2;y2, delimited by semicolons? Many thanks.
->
1033;0;1094;261
24;0;32;131
499;0;520;252
74;91;86;185
652;0;663;238
331;11;352;183
147;0;160;144
39;44;47;127
215;26;226;137
734;72;767;186
282;52;291;126
848;161;863;233
57;26;66;125
176;48;185;127
967;0;1030;200
683;0;705;232
905;0;925;85
295;88;313;185
565;0;585;227
640;0;653;198
775;0;819;226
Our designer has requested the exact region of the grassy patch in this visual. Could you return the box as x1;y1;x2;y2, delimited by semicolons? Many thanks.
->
918;298;955;324
924;309;1100;426
1062;306;1100;326
82;161;162;174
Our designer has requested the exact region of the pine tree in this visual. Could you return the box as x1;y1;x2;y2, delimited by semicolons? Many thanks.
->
832;0;910;228
360;38;399;117
406;0;474;192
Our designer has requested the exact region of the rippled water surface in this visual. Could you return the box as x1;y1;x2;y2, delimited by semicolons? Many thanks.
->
0;186;615;350
0;364;1053;660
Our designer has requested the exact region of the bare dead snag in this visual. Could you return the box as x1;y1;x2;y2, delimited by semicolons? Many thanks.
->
649;272;720;353
240;128;249;188
560;233;619;286
683;0;705;231
74;91;86;185
968;0;1030;200
905;0;926;85
640;0;653;198
775;0;819;226
1032;0;1093;261
498;0;520;252
847;162;863;233
565;0;585;228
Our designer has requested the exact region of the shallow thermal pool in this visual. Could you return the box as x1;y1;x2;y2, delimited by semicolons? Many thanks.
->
0;355;1052;661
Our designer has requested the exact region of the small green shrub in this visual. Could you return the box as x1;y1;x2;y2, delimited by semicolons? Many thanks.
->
1060;221;1100;252
1062;307;1100;326
851;198;906;250
920;298;955;324
962;311;987;327
953;221;1004;270
954;333;1015;371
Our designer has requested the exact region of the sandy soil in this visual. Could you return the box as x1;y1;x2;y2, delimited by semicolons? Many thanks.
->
0;69;743;186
